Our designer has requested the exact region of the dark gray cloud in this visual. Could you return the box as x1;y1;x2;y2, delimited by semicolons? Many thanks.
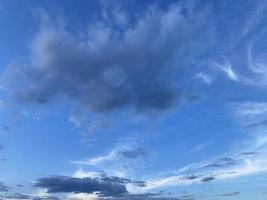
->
0;182;9;192
200;175;215;183
16;184;24;187
100;176;146;187
35;175;180;199
241;152;259;155
216;192;240;197
35;175;133;197
118;147;147;159
203;157;236;169
182;175;199;180
1;2;213;114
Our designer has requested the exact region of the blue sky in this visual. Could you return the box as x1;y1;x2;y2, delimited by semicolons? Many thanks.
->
1;0;267;200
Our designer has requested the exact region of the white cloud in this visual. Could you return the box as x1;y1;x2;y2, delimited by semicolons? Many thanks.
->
253;134;267;149
182;142;209;157
233;102;267;116
67;193;98;200
73;168;105;178
210;60;239;81
71;149;118;166
71;142;146;167
196;72;213;84
133;152;267;193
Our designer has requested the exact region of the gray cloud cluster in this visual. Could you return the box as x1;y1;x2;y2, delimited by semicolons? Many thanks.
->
100;176;146;187
118;147;147;159
182;174;216;183
2;2;213;114
216;192;240;197
35;175;146;197
200;175;215;183
34;175;186;200
203;157;236;168
241;152;259;155
182;175;199;180
0;182;9;192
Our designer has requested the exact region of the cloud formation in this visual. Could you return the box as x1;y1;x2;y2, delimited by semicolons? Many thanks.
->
1;2;213;114
72;146;147;166
35;175;146;197
1;193;60;200
3;193;32;199
216;192;240;197
0;182;9;192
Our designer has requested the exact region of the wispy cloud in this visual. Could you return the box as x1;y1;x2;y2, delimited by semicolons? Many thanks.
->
130;150;267;193
72;144;147;166
216;192;240;197
196;72;213;84
233;102;267;116
210;60;239;81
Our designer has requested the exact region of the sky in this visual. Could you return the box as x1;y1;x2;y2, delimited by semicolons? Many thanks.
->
1;0;267;200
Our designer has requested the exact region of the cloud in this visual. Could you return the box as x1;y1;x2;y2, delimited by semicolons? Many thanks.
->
209;60;239;81
216;192;240;197
196;72;213;84
1;2;214;115
16;185;24;187
34;175;183;200
101;194;189;200
132;148;267;193
1;193;60;200
3;193;32;199
182;143;209;157
72;170;146;188
117;147;147;159
72;150;117;166
72;146;147;166
73;170;106;179
231;102;267;128
246;119;267;128
233;102;267;116
182;175;199;181
200;176;215;183
202;157;236;169
67;193;98;200
32;196;60;200
67;191;184;200
0;183;9;192
35;175;145;197
241;152;259;155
